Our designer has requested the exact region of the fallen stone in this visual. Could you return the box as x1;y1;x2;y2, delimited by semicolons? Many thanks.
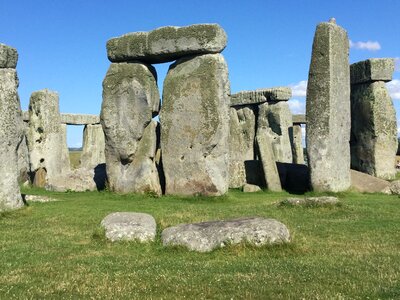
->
80;124;106;169
45;168;98;192
242;184;262;193
350;81;397;180
306;20;351;192
385;180;400;195
60;113;100;125
230;87;292;106
27;89;71;186
101;212;156;242
280;196;339;206
350;169;390;193
107;23;227;64
101;62;161;194
0;43;18;68
23;194;58;203
162;217;290;252
0;68;24;211
160;54;230;196
350;58;395;85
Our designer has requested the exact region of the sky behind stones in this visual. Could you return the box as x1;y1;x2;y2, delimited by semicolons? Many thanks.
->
1;0;399;146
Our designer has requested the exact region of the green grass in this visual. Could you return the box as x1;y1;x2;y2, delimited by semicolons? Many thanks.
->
1;188;400;299
69;151;82;169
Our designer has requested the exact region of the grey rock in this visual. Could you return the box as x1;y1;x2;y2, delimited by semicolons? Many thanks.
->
350;169;390;193
306;21;351;192
350;58;395;85
0;68;24;211
230;87;292;107
80;124;106;169
386;180;400;195
101;62;161;194
17;123;30;183
292;114;306;125
60;113;100;125
24;194;58;202
160;54;230;196
242;183;262;193
162;217;290;252
46;168;97;192
101;212;156;242
107;23;227;64
228;107;256;188
280;196;339;206
350;81;397;180
289;125;305;164
0;43;18;69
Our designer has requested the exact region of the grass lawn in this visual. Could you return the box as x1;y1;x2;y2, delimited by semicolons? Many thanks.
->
1;188;399;299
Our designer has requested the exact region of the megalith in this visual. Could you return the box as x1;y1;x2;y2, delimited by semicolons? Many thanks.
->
101;62;161;195
306;20;351;192
289;125;305;164
17;122;31;183
80;124;106;169
0;44;24;211
350;58;397;179
160;54;230;196
27;89;70;187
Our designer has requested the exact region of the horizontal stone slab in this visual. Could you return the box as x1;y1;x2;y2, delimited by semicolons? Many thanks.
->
350;58;395;85
22;112;100;125
292;114;306;124
230;87;292;106
107;23;227;64
0;43;18;68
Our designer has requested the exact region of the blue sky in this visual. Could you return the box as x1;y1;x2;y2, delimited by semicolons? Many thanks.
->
1;0;399;147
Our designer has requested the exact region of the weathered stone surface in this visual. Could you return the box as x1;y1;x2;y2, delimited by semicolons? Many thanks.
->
60;113;100;125
228;107;256;188
243;183;262;193
385;180;400;195
230;87;292;106
27;89;71;186
350;81;397;180
160;54;230;196
101;212;156;242
0;68;24;211
23;194;58;203
350;58;395;85
45;167;99;192
280;196;339;206
289;125;305;164
350;169;390;193
306;21;351;192
0;44;18;69
162;217;290;252
292;114;306;125
33;167;46;187
80;124;106;169
101;62;161;194
259;102;293;163
17;123;30;183
107;24;227;64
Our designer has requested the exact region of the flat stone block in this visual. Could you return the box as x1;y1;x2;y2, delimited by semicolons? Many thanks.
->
0;43;18;69
350;58;395;85
230;87;292;106
61;113;100;125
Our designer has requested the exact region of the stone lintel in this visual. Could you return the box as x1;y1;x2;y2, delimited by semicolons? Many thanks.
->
22;112;100;125
350;58;395;85
230;87;292;107
292;114;306;124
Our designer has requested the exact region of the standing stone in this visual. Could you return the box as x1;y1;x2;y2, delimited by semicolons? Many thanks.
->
350;58;396;179
255;103;282;192
80;124;106;169
306;20;350;192
228;106;256;188
27;89;70;186
161;54;230;196
101;62;161;194
17;122;30;183
0;66;24;211
258;101;293;163
289;125;305;164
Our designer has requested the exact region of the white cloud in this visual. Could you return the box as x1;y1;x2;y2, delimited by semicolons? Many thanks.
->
289;80;307;97
349;40;381;51
387;79;400;100
288;98;306;115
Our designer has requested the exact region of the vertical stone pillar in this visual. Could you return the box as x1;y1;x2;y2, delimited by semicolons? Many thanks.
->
80;124;106;169
306;19;350;192
27;89;70;187
0;43;24;211
289;125;305;164
161;54;230;196
350;58;396;179
101;62;161;195
17;122;30;183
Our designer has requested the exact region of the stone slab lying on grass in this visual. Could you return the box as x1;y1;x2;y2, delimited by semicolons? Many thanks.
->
161;217;290;252
242;184;262;193
280;196;339;206
23;195;58;202
350;169;390;193
101;212;156;242
383;180;400;195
